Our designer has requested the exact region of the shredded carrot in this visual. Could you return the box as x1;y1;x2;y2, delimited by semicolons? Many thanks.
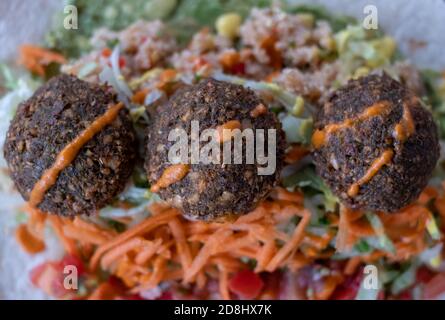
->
48;216;79;257
255;240;276;272
19;45;66;76
101;237;149;270
20;180;441;299
168;218;193;276
156;69;177;91
134;239;163;265
90;207;180;270
131;88;150;104
63;223;111;246
265;209;311;272
88;282;119;300
271;187;304;204
219;268;231;300
184;229;233;282
15;224;46;254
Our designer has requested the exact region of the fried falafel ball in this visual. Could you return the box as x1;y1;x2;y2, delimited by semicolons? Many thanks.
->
145;78;285;221
4;74;136;216
312;73;439;213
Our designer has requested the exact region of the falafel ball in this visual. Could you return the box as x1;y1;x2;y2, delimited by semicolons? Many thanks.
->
145;78;285;221
4;74;136;216
312;73;439;213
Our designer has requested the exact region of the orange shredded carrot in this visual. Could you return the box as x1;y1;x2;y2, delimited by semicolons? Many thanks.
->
168;218;193;275
90;207;179;270
184;229;233;282
88;282;119;300
219;268;231;300
48;216;79;257
156;69;177;91
63;223;110;246
100;237;149;270
15;223;46;254
255;240;276;272
265;209;311;272
134;239;163;265
19;45;66;76
131;88;150;104
271;187;304;204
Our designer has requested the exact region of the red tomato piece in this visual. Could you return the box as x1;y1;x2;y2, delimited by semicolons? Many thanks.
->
228;270;264;299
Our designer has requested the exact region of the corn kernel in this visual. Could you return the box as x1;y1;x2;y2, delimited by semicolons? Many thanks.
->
216;13;242;40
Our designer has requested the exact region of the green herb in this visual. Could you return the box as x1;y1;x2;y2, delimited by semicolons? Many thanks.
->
104;219;126;233
354;239;371;253
283;166;338;212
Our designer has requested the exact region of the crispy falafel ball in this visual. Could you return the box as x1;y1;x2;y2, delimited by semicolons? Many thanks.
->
312;73;439;213
145;78;285;221
4;74;136;216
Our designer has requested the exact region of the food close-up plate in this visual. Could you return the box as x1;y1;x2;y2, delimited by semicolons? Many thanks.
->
1;0;445;301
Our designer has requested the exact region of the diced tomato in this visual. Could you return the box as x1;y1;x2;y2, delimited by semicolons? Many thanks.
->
58;254;85;277
330;271;362;300
101;48;112;58
397;290;413;300
423;272;445;299
30;262;51;287
119;57;126;68
29;262;69;298
231;62;245;75
228;270;264;299
416;266;435;284
157;291;173;300
259;271;282;299
115;294;144;300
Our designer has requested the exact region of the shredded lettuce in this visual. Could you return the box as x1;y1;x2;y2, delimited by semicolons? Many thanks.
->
365;212;396;254
390;263;418;295
283;166;338;212
335;25;396;76
419;243;443;269
213;72;314;116
426;214;441;241
280;114;313;145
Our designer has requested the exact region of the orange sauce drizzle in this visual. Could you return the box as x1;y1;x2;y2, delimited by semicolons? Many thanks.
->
312;101;389;149
392;97;415;142
150;164;190;193
29;102;124;207
250;103;267;118
347;149;394;197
